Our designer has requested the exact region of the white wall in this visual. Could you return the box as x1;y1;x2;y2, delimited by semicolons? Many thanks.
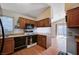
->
51;3;66;52
51;3;66;22
51;19;67;52
36;7;51;20
2;9;35;26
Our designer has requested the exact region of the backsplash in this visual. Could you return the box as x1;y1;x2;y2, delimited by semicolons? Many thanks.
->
34;27;51;34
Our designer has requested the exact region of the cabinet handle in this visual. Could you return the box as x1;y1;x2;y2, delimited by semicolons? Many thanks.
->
65;16;67;22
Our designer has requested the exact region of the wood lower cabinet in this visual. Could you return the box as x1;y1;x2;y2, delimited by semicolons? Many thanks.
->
37;35;47;49
1;38;14;55
66;7;79;28
77;42;79;55
75;36;79;55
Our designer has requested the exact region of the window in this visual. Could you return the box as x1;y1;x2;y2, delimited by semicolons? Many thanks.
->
0;16;14;34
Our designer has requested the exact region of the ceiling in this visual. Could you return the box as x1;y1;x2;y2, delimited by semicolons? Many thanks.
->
0;3;49;18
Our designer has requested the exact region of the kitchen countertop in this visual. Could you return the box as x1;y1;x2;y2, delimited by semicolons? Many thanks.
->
0;33;37;39
0;32;47;39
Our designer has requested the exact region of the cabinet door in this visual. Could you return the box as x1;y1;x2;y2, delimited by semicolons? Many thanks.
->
37;35;41;45
44;18;51;27
67;7;79;27
37;35;47;49
19;17;36;28
35;21;38;27
41;36;47;49
19;17;26;28
77;42;79;55
36;18;51;27
37;21;41;27
2;38;14;55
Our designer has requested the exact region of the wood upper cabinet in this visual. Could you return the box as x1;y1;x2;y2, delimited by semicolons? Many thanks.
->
19;17;51;28
19;17;26;28
66;7;79;28
0;38;14;55
36;18;51;27
37;35;47;49
19;17;35;28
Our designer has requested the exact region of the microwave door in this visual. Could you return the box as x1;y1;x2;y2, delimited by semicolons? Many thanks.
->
0;19;5;55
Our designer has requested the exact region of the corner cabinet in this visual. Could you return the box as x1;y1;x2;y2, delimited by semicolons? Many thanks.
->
36;18;51;27
66;7;79;28
19;17;35;29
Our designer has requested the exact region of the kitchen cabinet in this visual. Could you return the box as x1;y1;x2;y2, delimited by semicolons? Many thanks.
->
36;18;51;27
75;36;79;55
19;17;51;28
37;35;47;49
0;38;14;55
77;42;79;55
19;17;26;28
25;18;35;24
66;7;79;28
19;17;35;28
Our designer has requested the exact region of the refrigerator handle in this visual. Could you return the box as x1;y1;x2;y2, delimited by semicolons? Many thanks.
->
0;19;5;55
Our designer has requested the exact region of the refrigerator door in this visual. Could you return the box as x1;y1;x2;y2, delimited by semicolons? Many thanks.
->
0;19;5;55
0;5;5;55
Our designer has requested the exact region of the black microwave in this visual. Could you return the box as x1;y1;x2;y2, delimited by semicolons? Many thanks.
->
25;24;34;29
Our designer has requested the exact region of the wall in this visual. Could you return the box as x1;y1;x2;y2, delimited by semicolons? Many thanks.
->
51;18;67;52
51;3;66;52
36;7;51;20
2;9;35;26
0;5;2;16
51;3;66;22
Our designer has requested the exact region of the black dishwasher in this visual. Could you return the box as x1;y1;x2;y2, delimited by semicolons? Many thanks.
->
14;36;26;51
27;35;37;45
